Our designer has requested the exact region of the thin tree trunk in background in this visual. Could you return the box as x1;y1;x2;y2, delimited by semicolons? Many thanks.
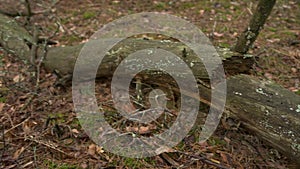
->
233;0;276;54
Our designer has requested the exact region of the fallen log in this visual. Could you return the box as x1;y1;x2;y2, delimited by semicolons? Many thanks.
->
0;13;254;80
138;74;300;165
226;75;300;166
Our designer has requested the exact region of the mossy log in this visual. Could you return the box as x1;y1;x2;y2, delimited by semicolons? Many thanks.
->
0;13;253;80
139;74;300;165
226;75;300;166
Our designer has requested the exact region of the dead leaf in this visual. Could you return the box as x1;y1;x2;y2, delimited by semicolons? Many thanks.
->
126;125;156;134
22;123;30;135
81;163;88;169
13;75;24;83
13;147;25;159
88;144;96;156
63;138;73;145
0;103;4;112
96;145;104;154
224;136;231;144
213;32;224;37
88;144;104;156
264;72;273;79
155;146;175;154
138;126;151;134
267;38;280;43
71;128;79;134
199;10;205;15
219;151;231;165
291;67;297;73
199;140;208;148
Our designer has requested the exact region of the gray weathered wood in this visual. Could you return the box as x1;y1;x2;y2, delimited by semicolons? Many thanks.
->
226;75;300;165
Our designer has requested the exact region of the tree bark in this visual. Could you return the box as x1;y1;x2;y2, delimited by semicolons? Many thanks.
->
233;0;276;54
226;75;300;166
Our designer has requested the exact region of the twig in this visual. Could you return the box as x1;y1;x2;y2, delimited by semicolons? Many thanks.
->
35;22;59;87
33;146;38;168
160;153;180;167
22;161;33;168
4;117;30;135
30;25;38;66
0;124;5;166
24;0;32;23
27;137;73;157
175;150;230;169
4;112;14;127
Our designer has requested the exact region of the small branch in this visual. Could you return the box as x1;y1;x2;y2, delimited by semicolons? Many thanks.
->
160;153;180;167
0;124;5;166
176;150;230;169
35;22;60;87
30;26;38;66
0;10;27;17
25;0;32;16
24;0;32;23
26;137;73;157
4;117;30;135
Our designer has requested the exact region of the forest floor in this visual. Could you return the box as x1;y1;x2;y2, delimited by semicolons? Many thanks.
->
0;0;300;168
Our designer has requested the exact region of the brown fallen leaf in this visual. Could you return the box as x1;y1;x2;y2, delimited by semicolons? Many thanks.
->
88;144;96;156
126;125;156;134
13;147;25;159
0;102;4;112
88;144;104;156
13;74;24;83
71;128;79;134
213;32;224;37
